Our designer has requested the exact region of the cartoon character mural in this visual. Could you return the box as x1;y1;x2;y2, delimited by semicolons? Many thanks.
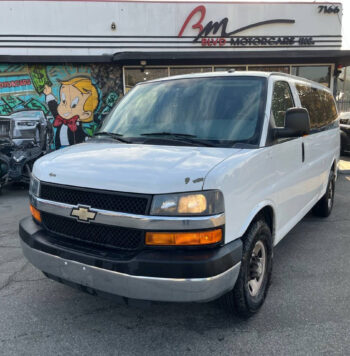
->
43;77;99;149
0;63;123;150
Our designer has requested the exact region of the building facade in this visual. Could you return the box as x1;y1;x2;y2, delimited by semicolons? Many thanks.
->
0;0;349;150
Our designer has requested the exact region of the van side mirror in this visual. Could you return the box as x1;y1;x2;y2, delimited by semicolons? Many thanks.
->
274;108;310;139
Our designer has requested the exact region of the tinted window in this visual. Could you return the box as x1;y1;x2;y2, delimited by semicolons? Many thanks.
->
296;84;337;129
319;90;338;123
100;77;267;147
271;81;295;127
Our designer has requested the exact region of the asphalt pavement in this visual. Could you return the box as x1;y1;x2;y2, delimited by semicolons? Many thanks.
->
0;158;349;355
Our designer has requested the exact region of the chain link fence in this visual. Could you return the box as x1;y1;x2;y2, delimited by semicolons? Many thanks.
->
337;100;350;113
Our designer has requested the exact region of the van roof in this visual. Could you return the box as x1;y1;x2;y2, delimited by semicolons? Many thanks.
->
143;71;332;92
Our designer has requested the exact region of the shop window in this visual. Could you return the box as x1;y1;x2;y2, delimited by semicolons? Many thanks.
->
296;83;336;128
271;81;294;127
124;68;168;93
214;67;246;72
248;66;290;74
169;67;212;76
292;66;331;87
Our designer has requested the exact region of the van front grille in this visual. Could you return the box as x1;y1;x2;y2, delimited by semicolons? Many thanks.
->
41;212;144;251
40;183;151;215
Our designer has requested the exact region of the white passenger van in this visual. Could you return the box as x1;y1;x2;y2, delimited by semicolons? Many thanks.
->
20;72;339;317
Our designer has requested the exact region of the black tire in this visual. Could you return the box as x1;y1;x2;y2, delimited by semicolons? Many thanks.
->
340;142;345;156
221;218;273;318
341;147;345;157
312;171;335;218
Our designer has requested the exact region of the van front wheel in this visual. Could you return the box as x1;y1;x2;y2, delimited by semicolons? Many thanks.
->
221;219;273;318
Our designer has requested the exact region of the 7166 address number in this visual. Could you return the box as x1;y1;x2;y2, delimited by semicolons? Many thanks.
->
318;5;340;14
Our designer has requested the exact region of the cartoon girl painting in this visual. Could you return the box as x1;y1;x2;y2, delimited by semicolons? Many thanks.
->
43;77;99;149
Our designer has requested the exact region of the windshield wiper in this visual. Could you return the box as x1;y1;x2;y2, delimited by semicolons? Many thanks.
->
141;132;197;138
94;131;131;143
140;132;216;147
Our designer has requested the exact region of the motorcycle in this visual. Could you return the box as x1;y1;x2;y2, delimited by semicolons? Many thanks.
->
0;110;53;192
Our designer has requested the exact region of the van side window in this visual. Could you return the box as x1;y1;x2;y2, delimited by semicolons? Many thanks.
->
271;81;294;127
296;84;337;129
319;90;338;124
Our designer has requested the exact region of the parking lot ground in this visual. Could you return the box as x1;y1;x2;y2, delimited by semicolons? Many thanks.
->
0;160;350;355
339;156;350;174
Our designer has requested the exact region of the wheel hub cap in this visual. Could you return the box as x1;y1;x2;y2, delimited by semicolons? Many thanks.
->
248;240;266;297
328;182;333;209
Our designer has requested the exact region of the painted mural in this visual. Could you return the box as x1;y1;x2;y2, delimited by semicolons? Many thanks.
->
0;63;123;149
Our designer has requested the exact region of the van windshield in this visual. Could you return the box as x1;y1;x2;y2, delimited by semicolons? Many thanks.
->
98;76;267;147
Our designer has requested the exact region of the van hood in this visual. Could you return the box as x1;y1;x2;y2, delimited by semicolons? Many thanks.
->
33;141;241;194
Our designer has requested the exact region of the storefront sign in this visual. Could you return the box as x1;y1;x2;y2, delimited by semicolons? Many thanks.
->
0;1;342;56
178;5;316;48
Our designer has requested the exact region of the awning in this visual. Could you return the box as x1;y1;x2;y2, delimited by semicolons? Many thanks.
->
112;50;350;67
1;50;350;66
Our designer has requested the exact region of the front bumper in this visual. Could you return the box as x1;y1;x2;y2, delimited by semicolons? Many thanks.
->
19;217;242;302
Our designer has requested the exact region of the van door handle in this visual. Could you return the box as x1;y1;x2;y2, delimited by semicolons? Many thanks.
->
302;142;305;162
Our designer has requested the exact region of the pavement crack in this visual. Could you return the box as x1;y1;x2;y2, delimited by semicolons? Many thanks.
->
0;261;29;292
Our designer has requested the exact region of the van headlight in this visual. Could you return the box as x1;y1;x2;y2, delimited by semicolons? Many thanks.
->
29;175;40;197
150;190;224;216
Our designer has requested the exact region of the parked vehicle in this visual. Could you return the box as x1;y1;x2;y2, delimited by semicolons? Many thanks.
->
20;72;339;317
339;112;350;155
0;110;53;191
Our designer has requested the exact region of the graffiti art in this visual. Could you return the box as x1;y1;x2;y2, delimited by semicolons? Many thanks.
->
0;63;123;150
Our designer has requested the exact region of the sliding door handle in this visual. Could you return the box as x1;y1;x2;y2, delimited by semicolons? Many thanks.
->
302;142;305;162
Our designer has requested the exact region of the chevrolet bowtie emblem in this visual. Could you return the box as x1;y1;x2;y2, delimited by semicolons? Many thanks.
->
71;205;96;222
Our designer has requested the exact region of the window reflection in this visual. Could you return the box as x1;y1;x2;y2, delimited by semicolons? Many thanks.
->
296;83;337;128
271;81;294;127
102;77;267;146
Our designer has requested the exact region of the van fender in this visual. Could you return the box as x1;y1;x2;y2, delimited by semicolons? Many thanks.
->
332;156;338;180
238;200;277;238
320;157;338;198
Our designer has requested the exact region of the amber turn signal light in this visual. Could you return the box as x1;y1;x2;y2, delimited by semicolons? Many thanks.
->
145;229;222;246
30;204;42;223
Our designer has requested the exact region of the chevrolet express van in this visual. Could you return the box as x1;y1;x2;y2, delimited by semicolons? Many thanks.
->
19;72;340;317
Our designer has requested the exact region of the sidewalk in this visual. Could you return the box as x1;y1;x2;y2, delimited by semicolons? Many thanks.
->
338;156;350;174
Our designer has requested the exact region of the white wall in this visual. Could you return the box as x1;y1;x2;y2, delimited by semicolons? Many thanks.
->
0;1;342;57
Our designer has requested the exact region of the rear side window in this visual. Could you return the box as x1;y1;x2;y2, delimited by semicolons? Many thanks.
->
319;90;338;123
296;84;337;129
271;81;294;127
